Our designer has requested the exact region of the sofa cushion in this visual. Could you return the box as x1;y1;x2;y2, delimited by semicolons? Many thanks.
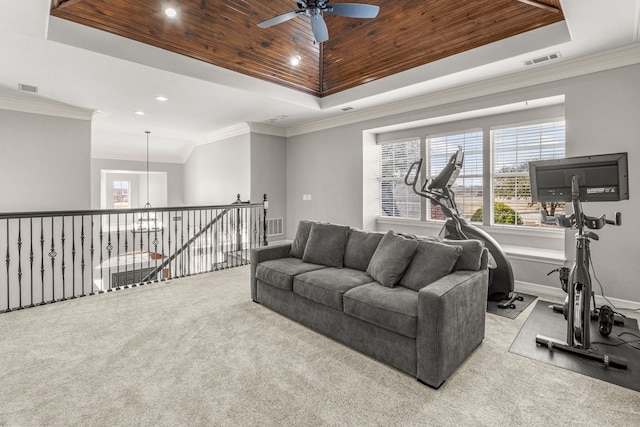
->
302;223;350;268
343;229;384;271
289;220;316;259
256;258;326;291
343;282;418;338
400;240;461;291
366;231;418;288
419;236;485;271
293;268;374;310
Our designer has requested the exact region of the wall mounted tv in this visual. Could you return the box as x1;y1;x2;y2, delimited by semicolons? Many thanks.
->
529;152;629;202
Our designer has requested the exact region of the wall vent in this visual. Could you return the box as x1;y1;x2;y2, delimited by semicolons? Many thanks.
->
523;52;561;67
18;83;38;93
267;217;284;237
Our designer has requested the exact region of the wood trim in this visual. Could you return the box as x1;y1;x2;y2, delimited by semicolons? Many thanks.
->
516;0;560;13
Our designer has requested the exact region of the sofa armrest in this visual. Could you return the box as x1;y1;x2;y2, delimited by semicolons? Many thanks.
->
250;243;292;301
416;269;489;388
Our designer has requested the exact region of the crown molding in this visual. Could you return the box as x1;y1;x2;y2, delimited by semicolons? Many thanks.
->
0;95;94;120
247;122;287;137
286;43;640;137
195;122;251;146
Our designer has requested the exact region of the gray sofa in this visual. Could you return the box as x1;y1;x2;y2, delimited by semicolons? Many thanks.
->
250;221;489;388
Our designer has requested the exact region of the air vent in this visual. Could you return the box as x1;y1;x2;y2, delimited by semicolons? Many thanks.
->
341;106;354;111
523;52;561;67
267;217;284;237
18;83;38;93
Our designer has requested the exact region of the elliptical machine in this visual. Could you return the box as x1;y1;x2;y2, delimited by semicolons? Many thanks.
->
534;175;627;369
404;147;517;303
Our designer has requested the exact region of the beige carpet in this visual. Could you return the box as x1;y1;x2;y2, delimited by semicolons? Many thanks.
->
1;266;638;426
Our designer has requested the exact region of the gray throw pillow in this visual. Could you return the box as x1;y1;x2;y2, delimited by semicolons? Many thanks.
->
400;240;462;291
290;220;315;258
441;239;485;271
302;223;350;268
366;231;418;288
343;229;384;271
418;236;485;272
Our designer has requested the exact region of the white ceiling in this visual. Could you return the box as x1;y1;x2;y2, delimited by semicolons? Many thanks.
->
0;0;639;163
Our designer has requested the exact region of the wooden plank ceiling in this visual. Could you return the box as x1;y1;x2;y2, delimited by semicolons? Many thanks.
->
50;0;564;97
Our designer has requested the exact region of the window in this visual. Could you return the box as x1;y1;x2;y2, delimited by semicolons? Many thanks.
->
492;120;566;226
379;139;421;219
427;130;483;221
113;181;130;208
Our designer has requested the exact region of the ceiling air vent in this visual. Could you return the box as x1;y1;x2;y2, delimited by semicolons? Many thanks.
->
341;106;354;111
18;83;38;93
523;52;561;67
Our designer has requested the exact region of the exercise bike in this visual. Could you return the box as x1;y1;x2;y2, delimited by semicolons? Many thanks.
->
535;175;627;369
404;147;518;305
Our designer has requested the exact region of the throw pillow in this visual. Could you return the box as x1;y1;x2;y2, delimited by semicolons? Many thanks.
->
366;230;418;288
418;235;485;272
442;239;485;271
302;223;351;268
289;220;315;258
400;240;462;291
343;229;384;271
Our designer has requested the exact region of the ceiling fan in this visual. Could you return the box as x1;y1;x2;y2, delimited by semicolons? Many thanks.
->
257;1;380;43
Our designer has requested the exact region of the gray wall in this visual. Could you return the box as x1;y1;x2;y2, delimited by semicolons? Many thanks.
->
0;109;91;212
250;132;287;240
286;64;640;303
183;134;251;205
91;158;184;209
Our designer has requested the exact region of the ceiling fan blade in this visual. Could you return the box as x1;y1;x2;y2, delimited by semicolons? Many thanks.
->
257;11;299;28
310;14;329;43
326;3;380;18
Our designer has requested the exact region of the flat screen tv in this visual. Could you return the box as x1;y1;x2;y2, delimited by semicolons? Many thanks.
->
529;152;629;203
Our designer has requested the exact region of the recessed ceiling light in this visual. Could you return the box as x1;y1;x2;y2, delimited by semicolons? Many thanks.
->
289;55;302;66
155;96;168;102
165;7;177;18
135;111;146;116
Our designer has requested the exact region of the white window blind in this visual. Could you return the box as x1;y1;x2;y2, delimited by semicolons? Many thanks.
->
492;120;566;226
379;139;421;219
427;130;483;221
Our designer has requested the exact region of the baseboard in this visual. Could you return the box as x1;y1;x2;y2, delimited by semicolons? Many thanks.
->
515;280;640;311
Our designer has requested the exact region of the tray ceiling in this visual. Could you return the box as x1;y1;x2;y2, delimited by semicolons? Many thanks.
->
51;0;564;98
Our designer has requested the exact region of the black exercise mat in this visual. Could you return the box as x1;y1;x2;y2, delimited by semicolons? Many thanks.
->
487;293;537;319
510;300;640;392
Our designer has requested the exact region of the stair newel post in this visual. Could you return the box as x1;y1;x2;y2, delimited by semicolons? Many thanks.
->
236;194;242;254
263;194;268;247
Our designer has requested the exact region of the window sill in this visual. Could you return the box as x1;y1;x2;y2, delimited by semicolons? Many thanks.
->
376;217;566;264
501;244;566;265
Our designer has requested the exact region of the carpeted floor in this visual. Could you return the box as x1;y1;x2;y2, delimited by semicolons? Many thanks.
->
1;266;639;426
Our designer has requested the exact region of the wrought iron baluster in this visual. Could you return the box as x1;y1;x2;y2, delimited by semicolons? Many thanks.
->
153;213;159;283
29;218;35;307
139;214;144;286
17;219;23;309
89;216;95;296
40;217;45;305
71;216;76;299
61;217;66;301
81;216;86;297
49;217;57;303
98;217;104;293
5;220;10;312
124;212;130;288
106;215;113;292
115;213;120;290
